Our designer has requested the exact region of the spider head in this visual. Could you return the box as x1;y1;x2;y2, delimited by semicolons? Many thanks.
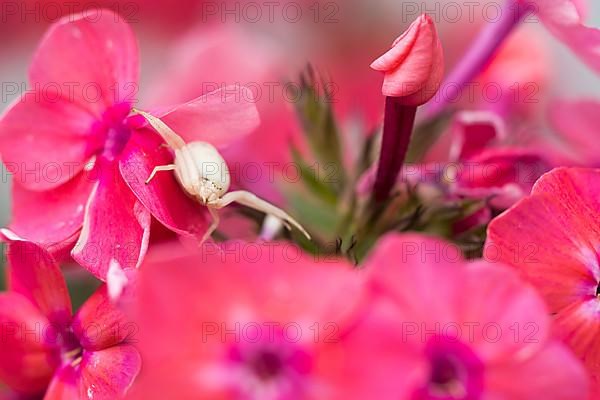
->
197;178;221;205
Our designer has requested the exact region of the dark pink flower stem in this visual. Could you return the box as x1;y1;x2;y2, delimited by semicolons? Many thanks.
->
425;0;531;119
373;97;417;202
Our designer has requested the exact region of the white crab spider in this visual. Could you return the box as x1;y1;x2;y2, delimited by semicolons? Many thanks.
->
132;108;311;242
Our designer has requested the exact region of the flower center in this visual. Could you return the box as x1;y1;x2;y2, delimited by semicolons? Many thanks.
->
596;281;600;298
227;331;313;398
92;102;134;161
429;354;467;398
414;336;484;400
49;325;84;367
247;348;285;381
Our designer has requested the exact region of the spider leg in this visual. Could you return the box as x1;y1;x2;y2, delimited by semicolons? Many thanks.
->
213;190;310;240
132;108;187;150
201;206;221;244
145;164;176;184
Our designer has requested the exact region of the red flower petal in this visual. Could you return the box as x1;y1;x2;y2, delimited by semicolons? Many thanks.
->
486;167;600;311
0;96;97;191
119;129;209;238
72;163;150;280
78;345;141;399
45;346;141;400
9;171;93;251
486;167;600;393
0;293;59;395
456;148;552;209
2;238;72;328
29;10;138;116
72;284;136;351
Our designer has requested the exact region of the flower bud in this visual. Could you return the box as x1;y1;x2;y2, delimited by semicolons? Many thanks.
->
371;14;444;106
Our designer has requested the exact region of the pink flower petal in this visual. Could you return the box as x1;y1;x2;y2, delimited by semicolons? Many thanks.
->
72;283;136;351
456;260;551;361
486;167;600;393
549;99;600;165
486;167;600;311
536;0;600;74
365;233;464;326
0;293;59;395
365;234;551;360
370;16;420;72
44;364;79;400
553;300;600;393
449;111;506;161
9;171;93;251
119;129;209;238
78;345;141;399
44;346;141;400
155;87;260;148
72;163;150;280
29;10;138;116
141;240;363;327
423;110;505;163
455;148;552;209
132;241;363;398
1;238;72;328
486;341;588;399
0;96;97;191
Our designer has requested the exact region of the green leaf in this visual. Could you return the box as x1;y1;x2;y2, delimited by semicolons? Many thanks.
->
293;66;346;190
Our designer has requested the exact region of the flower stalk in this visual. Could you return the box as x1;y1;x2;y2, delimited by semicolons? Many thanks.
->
371;14;444;202
373;98;417;201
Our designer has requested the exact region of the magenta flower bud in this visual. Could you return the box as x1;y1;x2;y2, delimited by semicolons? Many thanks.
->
371;14;444;106
371;14;445;201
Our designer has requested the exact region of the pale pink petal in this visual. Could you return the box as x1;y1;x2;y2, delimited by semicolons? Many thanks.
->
119;129;209;238
106;260;129;301
29;10;138;116
72;284;136;351
537;0;600;74
549;99;600;165
364;233;464;329
78;345;141;400
456;261;550;361
0;95;97;190
485;341;588;399
72;163;150;280
370;16;421;71
9;171;93;250
0;293;59;395
553;300;600;394
140;240;362;328
154;86;260;148
2;238;72;328
325;296;428;400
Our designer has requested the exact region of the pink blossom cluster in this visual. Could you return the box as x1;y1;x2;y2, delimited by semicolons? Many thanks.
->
0;0;600;399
